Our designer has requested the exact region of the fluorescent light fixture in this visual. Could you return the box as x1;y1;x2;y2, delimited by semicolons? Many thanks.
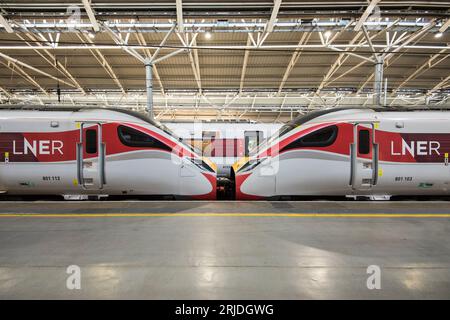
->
435;32;443;38
205;31;212;39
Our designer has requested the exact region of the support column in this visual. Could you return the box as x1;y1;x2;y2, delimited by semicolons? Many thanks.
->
145;58;153;119
373;56;384;106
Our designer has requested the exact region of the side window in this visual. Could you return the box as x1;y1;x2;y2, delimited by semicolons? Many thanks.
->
117;125;171;151
282;125;338;152
85;129;97;154
358;129;370;154
244;131;264;157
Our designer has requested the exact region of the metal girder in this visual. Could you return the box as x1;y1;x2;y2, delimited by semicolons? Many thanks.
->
77;33;126;94
191;35;202;92
323;27;381;87
278;32;312;94
357;21;437;94
0;60;48;95
176;0;184;32
428;74;450;95
239;34;253;93
354;0;381;31
134;32;165;94
4;90;449;119
150;24;176;63
0;52;76;89
0;42;447;51
103;24;146;63
266;0;282;33
177;33;201;92
0;13;13;33
0;84;12;98
393;50;450;94
317;32;363;93
1;20;443;34
309;28;363;107
16;33;86;94
82;0;100;32
439;19;450;33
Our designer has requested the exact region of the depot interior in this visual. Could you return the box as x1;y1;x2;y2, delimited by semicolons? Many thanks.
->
0;0;450;299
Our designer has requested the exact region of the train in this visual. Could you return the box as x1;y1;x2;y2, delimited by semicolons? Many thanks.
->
232;107;450;200
0;106;217;200
2;105;450;201
164;122;282;178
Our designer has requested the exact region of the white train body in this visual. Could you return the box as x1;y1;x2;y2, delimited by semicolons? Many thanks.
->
233;108;450;200
165;122;282;177
0;107;216;199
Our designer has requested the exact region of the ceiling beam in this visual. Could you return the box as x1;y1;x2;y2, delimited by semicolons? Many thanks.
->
0;84;12;98
266;0;282;33
428;74;450;96
0;13;13;33
77;33;126;94
278;32;311;94
81;0;100;32
354;0;381;31
16;33;86;94
316;32;363;93
0;52;76;88
239;34;253;94
0;60;48;95
135;32;165;94
393;50;449;93
439;19;450;33
357;21;436;94
103;24;146;63
176;0;184;32
186;34;202;93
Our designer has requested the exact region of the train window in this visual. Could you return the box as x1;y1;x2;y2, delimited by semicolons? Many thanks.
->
85;129;97;154
281;125;338;152
117;125;171;151
358;129;370;154
244;131;263;157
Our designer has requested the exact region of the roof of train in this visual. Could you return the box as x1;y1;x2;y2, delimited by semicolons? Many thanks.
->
0;104;152;122
1;104;449;126
285;106;450;127
0;104;184;140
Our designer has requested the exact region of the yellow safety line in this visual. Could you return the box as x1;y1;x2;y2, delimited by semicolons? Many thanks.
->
0;213;449;218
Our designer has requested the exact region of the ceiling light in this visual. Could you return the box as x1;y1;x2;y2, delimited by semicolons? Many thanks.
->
205;32;212;39
88;32;95;39
324;31;332;38
435;32;443;38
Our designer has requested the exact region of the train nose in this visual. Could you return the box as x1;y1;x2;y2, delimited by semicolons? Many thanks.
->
235;172;263;200
190;172;217;200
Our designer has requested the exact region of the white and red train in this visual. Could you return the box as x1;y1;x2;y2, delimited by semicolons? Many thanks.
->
1;106;450;201
232;107;450;200
164;122;282;177
0;106;217;199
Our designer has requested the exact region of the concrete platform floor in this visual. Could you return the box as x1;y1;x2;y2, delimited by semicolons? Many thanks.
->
0;200;450;299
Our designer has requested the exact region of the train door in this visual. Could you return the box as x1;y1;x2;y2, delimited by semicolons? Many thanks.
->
76;122;106;190
350;122;379;191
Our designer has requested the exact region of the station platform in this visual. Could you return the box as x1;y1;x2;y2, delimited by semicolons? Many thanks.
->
0;200;449;299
